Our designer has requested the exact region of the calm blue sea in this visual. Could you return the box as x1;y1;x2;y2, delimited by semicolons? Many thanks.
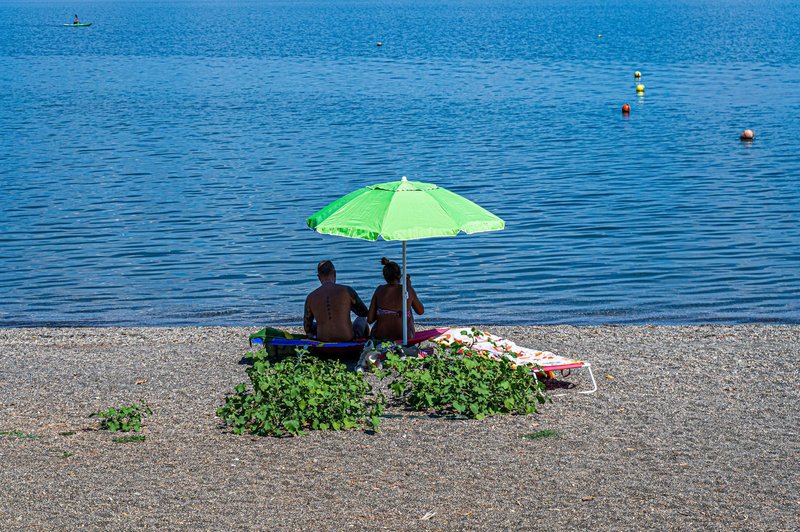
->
1;0;799;327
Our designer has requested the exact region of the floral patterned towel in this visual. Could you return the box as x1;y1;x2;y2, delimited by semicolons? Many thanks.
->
432;327;587;372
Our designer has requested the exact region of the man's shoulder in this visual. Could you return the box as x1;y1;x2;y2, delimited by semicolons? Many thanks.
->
340;284;361;296
306;285;326;301
308;283;351;298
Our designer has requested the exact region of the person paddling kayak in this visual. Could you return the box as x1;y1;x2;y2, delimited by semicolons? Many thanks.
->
64;16;90;27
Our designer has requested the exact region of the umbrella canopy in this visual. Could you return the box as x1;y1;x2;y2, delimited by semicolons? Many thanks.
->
307;176;504;344
307;178;504;241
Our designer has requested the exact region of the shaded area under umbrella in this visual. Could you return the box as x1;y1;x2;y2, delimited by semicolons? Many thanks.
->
307;176;504;345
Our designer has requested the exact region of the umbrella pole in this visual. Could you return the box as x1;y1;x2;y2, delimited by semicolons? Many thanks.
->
402;240;407;346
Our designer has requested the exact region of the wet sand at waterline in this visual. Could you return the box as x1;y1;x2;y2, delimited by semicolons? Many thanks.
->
1;326;797;530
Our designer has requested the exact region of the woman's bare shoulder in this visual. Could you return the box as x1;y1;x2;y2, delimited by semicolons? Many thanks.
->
373;284;390;296
375;284;402;301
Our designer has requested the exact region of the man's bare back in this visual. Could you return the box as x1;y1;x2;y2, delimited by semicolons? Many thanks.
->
304;261;368;342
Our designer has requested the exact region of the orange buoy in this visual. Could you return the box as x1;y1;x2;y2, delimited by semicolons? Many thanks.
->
622;103;631;113
376;42;383;47
740;129;755;141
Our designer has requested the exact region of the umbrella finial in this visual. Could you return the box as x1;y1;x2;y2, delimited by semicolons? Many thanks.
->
401;175;407;181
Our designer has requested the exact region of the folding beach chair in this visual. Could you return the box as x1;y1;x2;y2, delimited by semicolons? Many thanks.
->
431;328;597;394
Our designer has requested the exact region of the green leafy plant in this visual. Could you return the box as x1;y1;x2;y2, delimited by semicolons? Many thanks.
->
92;402;151;432
381;340;548;420
112;435;146;443
218;347;384;437
61;451;75;458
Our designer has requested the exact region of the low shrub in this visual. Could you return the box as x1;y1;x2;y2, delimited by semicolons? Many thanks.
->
217;348;384;437
92;402;151;432
380;342;548;420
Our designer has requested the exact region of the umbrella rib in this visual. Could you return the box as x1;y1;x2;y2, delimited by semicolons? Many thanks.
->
377;188;395;240
431;189;503;234
427;191;469;234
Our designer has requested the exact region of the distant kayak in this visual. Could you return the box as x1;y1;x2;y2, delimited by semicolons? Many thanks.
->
64;23;92;27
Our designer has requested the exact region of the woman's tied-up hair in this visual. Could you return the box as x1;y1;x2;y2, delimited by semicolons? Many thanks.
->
381;257;401;283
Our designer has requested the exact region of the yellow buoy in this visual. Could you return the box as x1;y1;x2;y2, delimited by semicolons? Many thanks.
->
634;71;642;78
636;84;645;92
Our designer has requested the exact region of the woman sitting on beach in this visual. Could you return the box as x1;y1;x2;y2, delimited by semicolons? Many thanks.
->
367;257;424;340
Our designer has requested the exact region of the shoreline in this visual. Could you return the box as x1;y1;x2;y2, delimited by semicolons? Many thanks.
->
1;325;798;529
5;316;800;329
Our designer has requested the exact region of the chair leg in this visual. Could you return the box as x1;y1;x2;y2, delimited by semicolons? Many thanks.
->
578;364;598;394
552;363;597;397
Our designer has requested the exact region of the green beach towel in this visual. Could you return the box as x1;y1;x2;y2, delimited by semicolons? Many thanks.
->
248;326;306;345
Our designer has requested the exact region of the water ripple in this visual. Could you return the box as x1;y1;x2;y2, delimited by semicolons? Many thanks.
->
1;1;799;326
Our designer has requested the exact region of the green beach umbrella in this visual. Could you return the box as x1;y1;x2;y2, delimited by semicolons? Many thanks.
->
307;176;504;345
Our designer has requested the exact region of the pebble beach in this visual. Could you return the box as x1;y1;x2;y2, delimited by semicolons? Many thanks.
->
1;325;797;530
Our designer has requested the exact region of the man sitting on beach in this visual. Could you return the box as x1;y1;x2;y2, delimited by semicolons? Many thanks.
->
304;260;369;342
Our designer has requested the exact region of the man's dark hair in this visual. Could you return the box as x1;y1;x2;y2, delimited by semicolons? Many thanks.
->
317;260;335;276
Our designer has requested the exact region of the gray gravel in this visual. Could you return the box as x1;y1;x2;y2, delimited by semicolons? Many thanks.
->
0;325;798;530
